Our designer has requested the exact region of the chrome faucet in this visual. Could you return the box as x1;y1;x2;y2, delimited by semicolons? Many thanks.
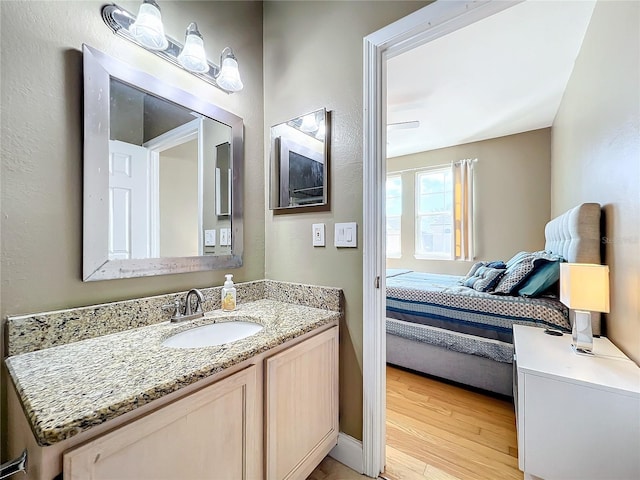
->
184;288;205;317
162;289;205;322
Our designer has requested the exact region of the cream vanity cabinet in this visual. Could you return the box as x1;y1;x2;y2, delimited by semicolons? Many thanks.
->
265;326;339;480
8;323;339;480
63;365;261;480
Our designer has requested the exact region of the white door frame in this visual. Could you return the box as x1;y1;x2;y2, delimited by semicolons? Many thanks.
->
143;118;204;256
361;1;521;476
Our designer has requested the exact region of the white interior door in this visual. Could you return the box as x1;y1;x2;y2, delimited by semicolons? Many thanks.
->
108;140;150;260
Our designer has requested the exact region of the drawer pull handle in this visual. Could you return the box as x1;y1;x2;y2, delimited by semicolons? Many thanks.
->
0;450;27;479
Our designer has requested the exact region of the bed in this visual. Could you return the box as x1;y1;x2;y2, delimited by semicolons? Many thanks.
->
386;203;602;396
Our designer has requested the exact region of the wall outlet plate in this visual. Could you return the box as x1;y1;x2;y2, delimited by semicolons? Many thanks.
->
312;223;325;247
335;222;357;247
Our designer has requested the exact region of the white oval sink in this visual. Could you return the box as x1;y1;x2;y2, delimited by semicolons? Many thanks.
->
162;321;263;349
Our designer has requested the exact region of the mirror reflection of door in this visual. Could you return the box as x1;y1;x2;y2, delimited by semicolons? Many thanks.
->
108;78;232;260
108;140;150;260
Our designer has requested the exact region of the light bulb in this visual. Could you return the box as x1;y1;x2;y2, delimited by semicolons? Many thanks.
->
177;23;209;73
300;113;318;133
216;50;243;92
128;0;168;51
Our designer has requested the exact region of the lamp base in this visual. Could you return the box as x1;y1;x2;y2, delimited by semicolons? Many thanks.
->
572;310;593;354
571;344;594;355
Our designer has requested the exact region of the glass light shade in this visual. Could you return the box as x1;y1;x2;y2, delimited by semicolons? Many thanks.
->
300;113;318;133
216;56;244;92
177;23;209;73
128;1;168;51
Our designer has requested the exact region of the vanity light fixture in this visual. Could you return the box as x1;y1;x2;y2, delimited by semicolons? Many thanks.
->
216;47;244;92
177;23;209;73
128;0;168;51
102;2;244;93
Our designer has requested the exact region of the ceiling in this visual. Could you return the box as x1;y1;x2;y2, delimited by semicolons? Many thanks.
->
386;0;596;159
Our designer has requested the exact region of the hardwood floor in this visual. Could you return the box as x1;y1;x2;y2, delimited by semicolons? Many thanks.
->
384;365;523;480
308;365;522;480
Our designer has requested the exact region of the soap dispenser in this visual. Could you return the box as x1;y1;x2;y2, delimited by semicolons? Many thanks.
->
221;274;237;311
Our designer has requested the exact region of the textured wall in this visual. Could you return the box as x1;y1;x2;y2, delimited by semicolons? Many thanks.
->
1;0;264;458
0;0;264;313
387;128;552;275
551;0;640;363
263;0;429;441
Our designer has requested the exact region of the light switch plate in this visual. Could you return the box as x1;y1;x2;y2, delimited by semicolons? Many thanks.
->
204;229;216;247
335;222;357;247
220;228;231;246
312;223;325;247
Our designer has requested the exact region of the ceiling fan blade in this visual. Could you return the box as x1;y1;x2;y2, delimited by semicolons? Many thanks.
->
387;120;420;131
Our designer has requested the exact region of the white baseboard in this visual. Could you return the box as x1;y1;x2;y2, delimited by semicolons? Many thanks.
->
329;432;364;474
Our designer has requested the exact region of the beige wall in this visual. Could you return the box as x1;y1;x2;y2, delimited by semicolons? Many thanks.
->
387;128;552;275
551;0;640;363
263;0;429;440
1;0;264;457
159;141;199;257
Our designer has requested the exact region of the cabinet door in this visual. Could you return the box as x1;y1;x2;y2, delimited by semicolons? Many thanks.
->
266;326;339;480
64;365;260;480
522;373;640;480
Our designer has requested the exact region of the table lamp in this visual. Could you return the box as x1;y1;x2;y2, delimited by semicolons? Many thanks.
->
560;263;610;354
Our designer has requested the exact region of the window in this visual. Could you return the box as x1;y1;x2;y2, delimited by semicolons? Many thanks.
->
385;175;402;258
415;168;453;259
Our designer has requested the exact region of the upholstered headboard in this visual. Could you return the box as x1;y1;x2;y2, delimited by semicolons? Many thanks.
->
544;203;602;264
544;202;603;334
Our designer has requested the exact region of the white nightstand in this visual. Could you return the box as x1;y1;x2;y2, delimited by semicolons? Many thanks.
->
513;324;640;480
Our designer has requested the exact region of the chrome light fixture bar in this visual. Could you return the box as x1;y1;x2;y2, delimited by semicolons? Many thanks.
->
102;2;243;93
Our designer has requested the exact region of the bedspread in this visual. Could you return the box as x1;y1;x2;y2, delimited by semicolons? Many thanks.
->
386;271;570;363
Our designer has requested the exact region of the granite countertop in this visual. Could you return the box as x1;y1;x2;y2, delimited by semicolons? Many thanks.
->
6;299;340;446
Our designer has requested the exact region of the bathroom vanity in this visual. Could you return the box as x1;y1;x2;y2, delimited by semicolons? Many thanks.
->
5;280;341;480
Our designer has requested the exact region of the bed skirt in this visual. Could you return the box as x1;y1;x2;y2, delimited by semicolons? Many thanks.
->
386;333;514;397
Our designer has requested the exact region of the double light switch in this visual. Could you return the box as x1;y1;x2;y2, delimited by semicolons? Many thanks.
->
312;222;358;247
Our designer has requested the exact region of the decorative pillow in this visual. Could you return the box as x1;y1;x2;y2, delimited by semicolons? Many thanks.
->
518;255;565;297
459;261;487;285
494;251;563;295
505;251;530;268
463;266;506;292
486;261;506;269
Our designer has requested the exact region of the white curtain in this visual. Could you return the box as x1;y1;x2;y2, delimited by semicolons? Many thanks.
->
452;159;475;261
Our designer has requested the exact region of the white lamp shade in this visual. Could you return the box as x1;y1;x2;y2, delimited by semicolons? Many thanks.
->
177;28;209;73
216;56;243;92
560;263;610;313
128;1;168;51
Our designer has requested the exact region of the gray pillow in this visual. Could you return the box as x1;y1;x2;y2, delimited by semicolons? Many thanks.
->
459;261;487;284
463;266;505;292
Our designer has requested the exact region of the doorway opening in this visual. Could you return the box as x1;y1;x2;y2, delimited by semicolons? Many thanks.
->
363;0;596;477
